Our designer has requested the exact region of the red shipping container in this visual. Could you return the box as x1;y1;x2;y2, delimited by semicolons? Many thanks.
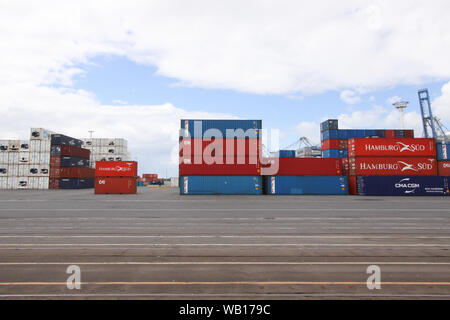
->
180;138;260;158
348;176;357;195
143;174;158;180
438;161;450;176
341;158;349;176
50;156;61;167
50;167;61;178
60;145;90;159
261;158;342;176
95;177;137;194
321;139;347;151
385;130;395;139
404;130;414;138
95;161;138;177
49;179;60;189
348;138;436;157
179;159;261;176
349;157;437;176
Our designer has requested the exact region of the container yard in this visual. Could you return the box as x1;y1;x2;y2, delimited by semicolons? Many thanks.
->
0;90;450;302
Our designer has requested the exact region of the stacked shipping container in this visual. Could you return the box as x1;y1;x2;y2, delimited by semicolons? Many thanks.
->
0;128;52;189
320;119;414;159
81;138;131;168
346;137;448;196
49;134;94;189
179;119;262;195
95;161;138;194
263;158;347;195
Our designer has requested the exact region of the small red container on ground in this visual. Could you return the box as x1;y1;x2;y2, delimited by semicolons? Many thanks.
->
95;161;138;178
95;177;137;194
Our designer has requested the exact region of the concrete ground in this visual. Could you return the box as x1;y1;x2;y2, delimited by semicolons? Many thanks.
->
0;187;449;299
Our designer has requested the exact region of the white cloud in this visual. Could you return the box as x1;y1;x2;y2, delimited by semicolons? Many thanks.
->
112;99;128;105
1;1;450;94
432;81;450;125
0;84;233;176
294;122;321;145
387;96;402;105
340;90;362;105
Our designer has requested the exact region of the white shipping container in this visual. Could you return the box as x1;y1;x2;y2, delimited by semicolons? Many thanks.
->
0;177;7;189
18;164;28;176
40;152;50;164
40;140;51;152
30;140;40;152
19;140;30;151
170;177;179;187
8;165;18;176
19;152;29;163
40;164;50;176
30;128;53;140
28;164;40;176
17;177;28;189
8;153;19;164
38;177;49;189
0;153;8;163
6;177;15;189
8;140;20;152
0;164;7;176
29;152;40;165
29;177;39;189
0;140;9;152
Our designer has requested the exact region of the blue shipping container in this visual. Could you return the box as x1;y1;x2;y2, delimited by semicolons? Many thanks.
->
180;119;262;138
279;150;296;158
320;119;339;132
60;156;90;168
322;149;348;158
51;134;83;147
180;176;262;195
264;176;348;195
437;143;450;161
59;178;94;189
321;130;339;141
357;176;450;196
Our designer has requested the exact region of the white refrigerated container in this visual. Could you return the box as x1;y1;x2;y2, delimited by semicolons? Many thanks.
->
38;177;49;189
8;140;20;152
30;128;54;140
18;164;29;176
19;152;29;163
40;152;50;164
8;153;19;164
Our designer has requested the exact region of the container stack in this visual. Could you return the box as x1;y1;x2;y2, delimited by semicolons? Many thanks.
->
81;138;131;168
49;134;94;189
320;119;414;158
0;128;52;189
263;158;347;195
179;119;262;195
95;161;138;194
347;137;449;196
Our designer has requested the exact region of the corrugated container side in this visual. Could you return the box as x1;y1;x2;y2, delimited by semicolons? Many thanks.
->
262;158;342;176
349;157;438;176
264;176;348;195
321;139;347;151
438;161;450;176
180;120;262;138
95;161;138;177
180;176;262;195
348;138;436;157
322;149;348;158
320;119;339;132
357;176;449;196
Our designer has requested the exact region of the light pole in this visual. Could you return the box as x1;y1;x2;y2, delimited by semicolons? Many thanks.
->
393;101;409;129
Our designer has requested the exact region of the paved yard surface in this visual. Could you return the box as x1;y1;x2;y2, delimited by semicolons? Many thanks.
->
0;187;449;299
